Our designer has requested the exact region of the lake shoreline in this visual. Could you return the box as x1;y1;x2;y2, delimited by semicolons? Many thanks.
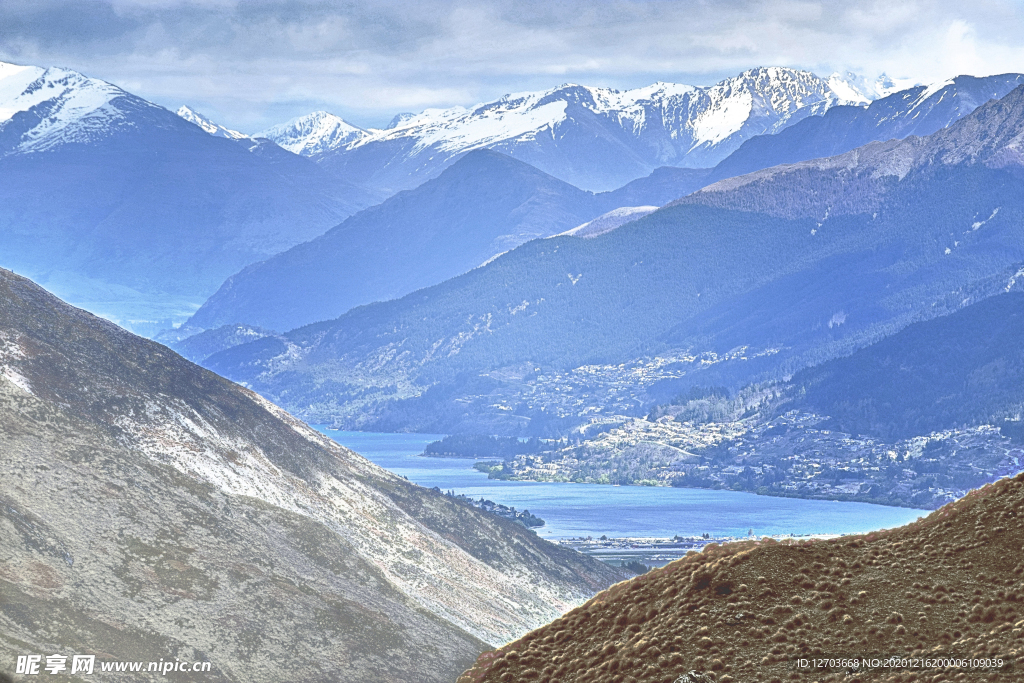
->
314;427;926;541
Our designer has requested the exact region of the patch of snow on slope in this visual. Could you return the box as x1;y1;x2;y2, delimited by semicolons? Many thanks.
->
1;368;33;395
828;71;914;103
559;206;659;238
690;89;755;147
0;62;46;122
409;99;568;153
914;78;957;107
827;72;873;105
971;207;1001;231
1006;267;1024;293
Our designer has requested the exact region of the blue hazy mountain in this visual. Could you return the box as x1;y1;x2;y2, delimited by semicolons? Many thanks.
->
201;86;1024;431
193;69;1018;337
0;61;380;334
187;150;607;332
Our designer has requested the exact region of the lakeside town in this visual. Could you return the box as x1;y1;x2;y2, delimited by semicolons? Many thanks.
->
473;411;1024;509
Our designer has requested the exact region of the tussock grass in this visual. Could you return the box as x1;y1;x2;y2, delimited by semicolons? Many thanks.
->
459;472;1024;683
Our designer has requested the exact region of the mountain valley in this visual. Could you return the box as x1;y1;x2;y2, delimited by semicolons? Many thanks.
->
200;87;1024;444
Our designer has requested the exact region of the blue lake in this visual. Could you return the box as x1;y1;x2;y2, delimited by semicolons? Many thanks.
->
315;428;926;541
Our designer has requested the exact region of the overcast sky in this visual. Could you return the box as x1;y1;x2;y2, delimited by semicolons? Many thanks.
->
1;0;1023;132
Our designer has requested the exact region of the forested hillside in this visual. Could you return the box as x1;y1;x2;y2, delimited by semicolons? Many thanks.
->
796;292;1024;440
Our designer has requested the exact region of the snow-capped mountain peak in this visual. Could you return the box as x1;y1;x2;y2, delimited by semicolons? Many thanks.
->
256;111;367;156
0;61;47;122
265;66;883;191
827;72;873;105
0;61;150;153
176;105;248;139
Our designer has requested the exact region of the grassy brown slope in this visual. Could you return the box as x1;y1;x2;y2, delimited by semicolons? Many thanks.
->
459;474;1024;683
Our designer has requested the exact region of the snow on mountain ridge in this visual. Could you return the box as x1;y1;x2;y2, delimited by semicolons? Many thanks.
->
829;71;920;103
176;105;248;139
0;62;46;122
268;67;868;180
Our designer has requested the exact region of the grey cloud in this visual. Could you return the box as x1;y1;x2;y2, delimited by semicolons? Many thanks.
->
0;0;1022;131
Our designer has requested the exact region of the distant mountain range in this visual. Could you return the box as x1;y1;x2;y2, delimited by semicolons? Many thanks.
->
0;60;381;334
4;57;1020;350
202;86;1024;433
0;267;624;681
262;67;868;192
184;73;1024;336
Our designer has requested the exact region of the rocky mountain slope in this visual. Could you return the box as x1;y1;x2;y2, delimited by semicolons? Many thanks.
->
0;268;625;682
202;87;1024;433
458;472;1024;683
681;84;1024;219
709;73;1024;183
186;150;606;332
0;60;380;335
265;67;863;192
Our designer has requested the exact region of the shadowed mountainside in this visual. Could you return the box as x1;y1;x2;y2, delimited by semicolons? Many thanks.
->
794;292;1024;441
187;150;604;332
